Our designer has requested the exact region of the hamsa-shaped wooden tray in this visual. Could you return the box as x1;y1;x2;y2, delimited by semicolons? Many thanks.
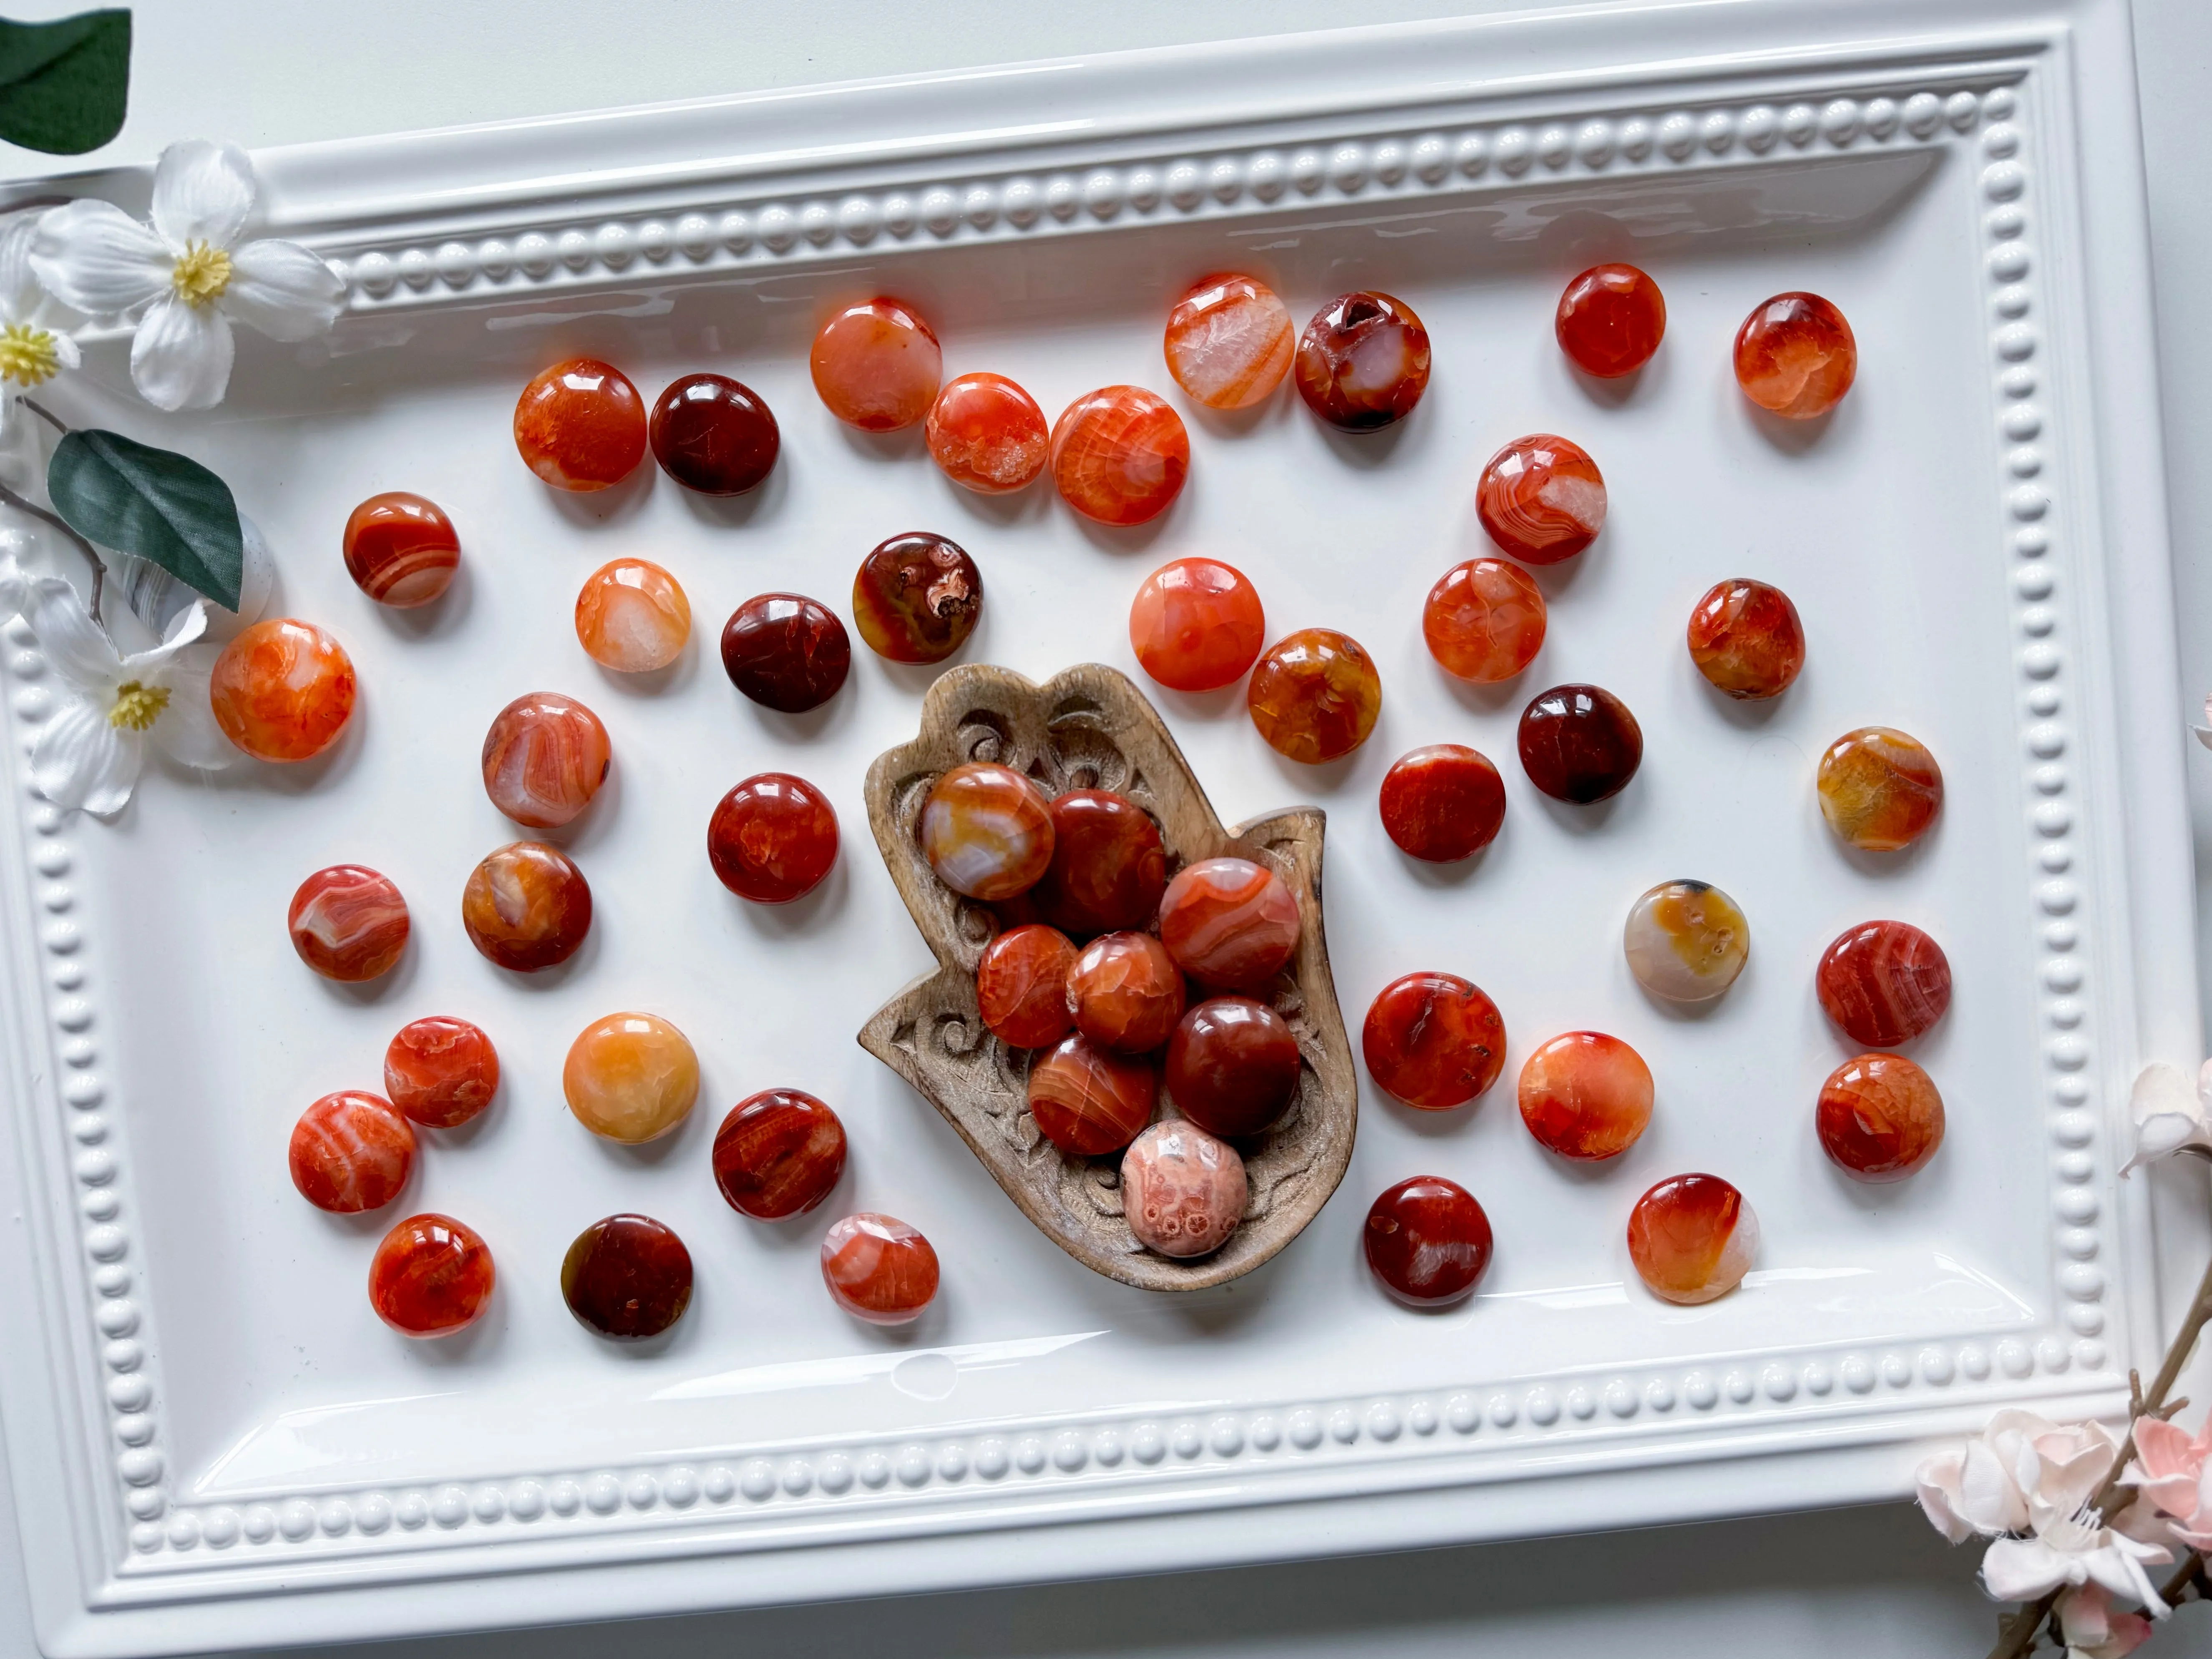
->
858;663;1357;1291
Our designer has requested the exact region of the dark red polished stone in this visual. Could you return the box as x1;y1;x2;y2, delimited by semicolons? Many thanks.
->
1067;931;1186;1054
851;532;981;665
650;373;779;495
821;1213;940;1325
1816;921;1952;1047
1361;972;1506;1111
977;924;1079;1048
707;773;838;904
1363;1176;1493;1306
1378;745;1505;863
1033;789;1166;938
1555;263;1666;378
713;1089;848;1219
1026;1033;1157;1155
1293;291;1430;431
461;841;592;972
1517;683;1643;803
1165;996;1300;1138
560;1213;694;1339
369;1212;495;1337
720;593;851;713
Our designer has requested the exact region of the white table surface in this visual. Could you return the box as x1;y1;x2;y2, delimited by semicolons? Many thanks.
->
3;2;2209;1653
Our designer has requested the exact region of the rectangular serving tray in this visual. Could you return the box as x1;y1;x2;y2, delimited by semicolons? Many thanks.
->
2;0;2204;1651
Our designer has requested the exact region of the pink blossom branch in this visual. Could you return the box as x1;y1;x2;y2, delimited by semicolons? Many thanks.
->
1987;1248;2212;1658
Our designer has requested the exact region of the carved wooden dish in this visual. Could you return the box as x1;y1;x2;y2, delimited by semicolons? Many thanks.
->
858;662;1358;1291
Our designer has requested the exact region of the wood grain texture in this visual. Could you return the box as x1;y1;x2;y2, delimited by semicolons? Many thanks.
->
858;662;1357;1291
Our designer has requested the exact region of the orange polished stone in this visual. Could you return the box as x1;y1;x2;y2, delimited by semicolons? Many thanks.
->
810;298;941;431
1122;1120;1247;1259
564;1011;700;1143
1817;1053;1945;1182
342;492;459;608
1163;273;1294;410
1050;385;1190;526
287;864;409;982
1734;292;1857;419
575;558;690;672
977;924;1080;1048
209;618;356;763
919;762;1054;901
1128;557;1266;692
1519;1032;1653;1161
1379;745;1506;864
369;1212;495;1337
1627;1173;1759;1304
384;1016;500;1129
1164;996;1300;1138
1364;1176;1492;1306
461;841;592;972
481;692;610;829
707;772;838;904
1817;727;1943;851
1034;789;1166;938
1555;263;1666;378
1158;856;1300;992
1423;557;1545;684
713;1089;848;1219
1363;972;1505;1111
926;372;1048;493
1477;434;1606;566
1687;578;1805;700
1248;628;1381;763
289;1090;415;1213
852;532;982;664
1067;931;1186;1054
1027;1033;1157;1155
1294;290;1430;430
513;357;647;490
821;1213;939;1325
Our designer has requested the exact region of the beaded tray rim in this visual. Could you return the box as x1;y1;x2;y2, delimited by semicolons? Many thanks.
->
0;1;2198;1653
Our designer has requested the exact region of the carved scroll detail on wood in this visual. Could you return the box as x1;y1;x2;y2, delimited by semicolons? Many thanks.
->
858;662;1358;1291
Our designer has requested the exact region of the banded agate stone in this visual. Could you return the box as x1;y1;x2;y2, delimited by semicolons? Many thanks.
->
289;1091;415;1213
1162;274;1294;410
288;864;409;982
1477;434;1606;565
481;692;610;829
342;492;458;608
821;1213;939;1325
1627;1174;1758;1304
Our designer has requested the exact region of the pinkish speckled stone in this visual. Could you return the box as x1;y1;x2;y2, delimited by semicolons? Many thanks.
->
1119;1119;1246;1259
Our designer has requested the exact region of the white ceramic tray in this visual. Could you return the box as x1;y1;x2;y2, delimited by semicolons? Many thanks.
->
1;0;2202;1652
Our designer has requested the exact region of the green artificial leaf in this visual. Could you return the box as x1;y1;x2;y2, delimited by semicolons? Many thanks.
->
48;429;242;610
0;10;130;156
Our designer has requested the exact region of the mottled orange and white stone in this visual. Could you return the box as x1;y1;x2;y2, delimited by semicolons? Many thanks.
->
1162;273;1294;410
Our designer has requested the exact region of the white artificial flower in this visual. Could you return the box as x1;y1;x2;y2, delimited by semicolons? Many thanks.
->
0;209;80;430
2120;1061;2212;1173
2055;1583;2154;1658
2194;694;2212;750
0;553;230;815
29;140;343;413
1981;1509;2170;1613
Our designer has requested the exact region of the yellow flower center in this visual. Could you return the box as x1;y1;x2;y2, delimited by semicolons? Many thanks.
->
109;681;169;731
0;322;60;387
171;241;233;307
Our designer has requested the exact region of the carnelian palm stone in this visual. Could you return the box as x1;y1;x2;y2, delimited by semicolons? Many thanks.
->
1817;1053;1945;1181
708;773;839;904
1050;385;1190;526
561;1214;694;1339
1364;1176;1492;1306
462;841;591;972
1817;920;1952;1046
370;1212;495;1337
1361;972;1505;1111
1129;558;1266;693
209;618;356;763
1163;274;1294;410
288;864;409;982
714;1089;848;1219
481;692;611;829
1734;292;1857;420
1817;727;1943;851
1295;291;1430;430
821;1213;939;1324
290;1090;415;1213
976;924;1080;1048
343;492;459;608
384;1016;500;1128
1248;628;1382;763
811;299;941;431
1519;1032;1653;1160
1477;434;1606;566
927;372;1049;494
514;357;647;490
1555;263;1666;378
1423;558;1545;684
1627;1173;1758;1304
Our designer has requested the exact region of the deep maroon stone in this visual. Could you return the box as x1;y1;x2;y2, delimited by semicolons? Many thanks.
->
1363;1176;1493;1306
721;593;852;713
650;373;779;495
1517;683;1643;803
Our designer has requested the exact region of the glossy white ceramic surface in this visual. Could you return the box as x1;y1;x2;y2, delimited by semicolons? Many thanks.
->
0;1;2197;1653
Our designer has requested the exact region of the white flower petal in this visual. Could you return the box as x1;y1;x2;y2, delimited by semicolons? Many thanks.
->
31;694;141;815
118;597;209;676
0;561;121;688
1914;1449;1976;1542
150;141;255;253
1961;1438;2032;1535
0;210;47;320
222;239;344;341
1983;1536;2076;1601
30;200;170;320
2131;1063;2200;1128
2194;724;2212;751
129;294;234;412
147;652;232;770
2123;1112;2210;1175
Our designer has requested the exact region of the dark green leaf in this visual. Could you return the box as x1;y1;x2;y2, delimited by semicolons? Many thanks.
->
0;11;129;156
48;429;242;610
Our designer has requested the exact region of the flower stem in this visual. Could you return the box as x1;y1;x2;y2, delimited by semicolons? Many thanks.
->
2157;1548;2208;1606
18;396;65;438
0;481;102;627
1986;1248;2212;1659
